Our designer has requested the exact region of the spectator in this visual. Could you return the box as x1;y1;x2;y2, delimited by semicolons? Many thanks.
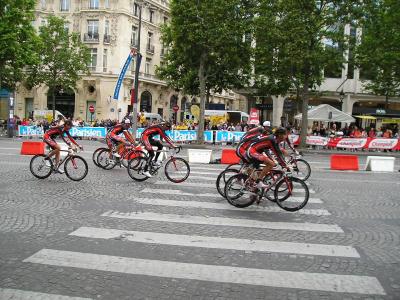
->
368;127;376;138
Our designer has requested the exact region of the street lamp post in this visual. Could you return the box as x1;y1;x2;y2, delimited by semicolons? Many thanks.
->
131;0;144;141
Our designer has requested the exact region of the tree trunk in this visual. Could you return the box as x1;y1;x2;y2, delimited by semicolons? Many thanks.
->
52;90;56;121
299;75;310;149
197;53;206;144
385;94;389;110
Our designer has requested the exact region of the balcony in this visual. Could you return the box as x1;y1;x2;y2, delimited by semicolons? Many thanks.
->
83;33;99;43
103;34;111;44
146;44;155;54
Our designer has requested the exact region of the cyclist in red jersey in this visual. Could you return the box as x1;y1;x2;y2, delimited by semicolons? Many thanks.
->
140;121;178;177
43;120;82;173
106;119;135;159
246;127;289;190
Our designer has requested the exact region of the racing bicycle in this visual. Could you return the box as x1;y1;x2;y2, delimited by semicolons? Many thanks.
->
30;147;88;181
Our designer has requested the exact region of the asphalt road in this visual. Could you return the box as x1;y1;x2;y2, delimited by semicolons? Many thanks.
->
0;138;399;300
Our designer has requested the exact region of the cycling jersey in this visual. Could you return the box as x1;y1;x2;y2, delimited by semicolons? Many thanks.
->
247;135;287;167
141;125;175;151
106;124;135;148
236;127;267;162
43;126;79;149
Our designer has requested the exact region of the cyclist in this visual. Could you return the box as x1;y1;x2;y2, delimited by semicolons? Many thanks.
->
246;127;289;190
106;118;135;161
141;121;178;177
43;120;83;173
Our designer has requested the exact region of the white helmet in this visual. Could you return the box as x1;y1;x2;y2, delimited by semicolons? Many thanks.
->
263;121;271;127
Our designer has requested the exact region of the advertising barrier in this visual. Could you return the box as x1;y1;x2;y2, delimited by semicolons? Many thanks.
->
17;126;400;150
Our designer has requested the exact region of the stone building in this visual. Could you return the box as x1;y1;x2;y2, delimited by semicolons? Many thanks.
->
15;0;247;123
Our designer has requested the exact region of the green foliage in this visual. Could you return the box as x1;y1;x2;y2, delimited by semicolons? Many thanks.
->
355;0;400;98
27;15;91;95
0;0;38;90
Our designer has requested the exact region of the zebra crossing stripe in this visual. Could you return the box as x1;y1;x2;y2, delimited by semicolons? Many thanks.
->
154;181;316;193
24;249;385;295
132;197;330;216
0;288;92;300
101;211;343;233
140;188;323;203
187;175;218;181
70;226;359;257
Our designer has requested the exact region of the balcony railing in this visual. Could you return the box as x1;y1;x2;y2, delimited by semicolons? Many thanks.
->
103;34;111;44
146;44;155;54
83;33;99;43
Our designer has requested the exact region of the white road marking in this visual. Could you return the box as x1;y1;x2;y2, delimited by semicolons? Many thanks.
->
70;226;358;257
154;181;316;193
101;211;343;233
140;188;323;203
24;249;385;295
0;288;92;300
132;197;330;216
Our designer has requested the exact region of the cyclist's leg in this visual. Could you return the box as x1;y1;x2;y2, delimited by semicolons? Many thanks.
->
143;138;154;171
150;139;163;161
248;149;275;182
44;138;60;165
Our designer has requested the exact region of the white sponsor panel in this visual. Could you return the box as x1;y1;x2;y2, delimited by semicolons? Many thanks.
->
336;138;368;149
289;134;300;144
24;249;385;295
306;136;329;146
368;138;398;149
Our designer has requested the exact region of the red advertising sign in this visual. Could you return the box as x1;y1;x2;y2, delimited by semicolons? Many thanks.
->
248;108;260;125
89;105;95;113
173;105;179;112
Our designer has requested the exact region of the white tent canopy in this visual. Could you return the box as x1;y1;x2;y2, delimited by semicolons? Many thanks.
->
294;104;355;123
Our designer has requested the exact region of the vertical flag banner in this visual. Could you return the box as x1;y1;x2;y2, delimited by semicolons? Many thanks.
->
113;52;134;100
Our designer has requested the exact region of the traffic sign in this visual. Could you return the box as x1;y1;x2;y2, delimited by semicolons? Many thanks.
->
172;105;179;112
89;105;95;113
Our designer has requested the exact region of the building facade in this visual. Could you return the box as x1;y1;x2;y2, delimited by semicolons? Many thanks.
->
15;0;247;123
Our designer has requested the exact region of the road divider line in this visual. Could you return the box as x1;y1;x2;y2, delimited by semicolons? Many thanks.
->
131;197;330;216
24;249;384;295
101;211;342;233
70;226;358;257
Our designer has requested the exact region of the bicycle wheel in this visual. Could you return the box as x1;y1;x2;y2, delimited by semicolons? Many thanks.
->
224;163;241;171
292;159;311;181
216;168;239;198
121;150;147;168
30;155;53;179
165;157;190;183
97;149;116;170
127;156;150;181
262;171;286;202
92;147;108;167
224;174;258;208
274;176;309;212
64;156;88;181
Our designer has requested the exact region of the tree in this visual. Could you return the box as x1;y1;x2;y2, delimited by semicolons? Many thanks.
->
355;0;400;109
254;0;362;147
157;0;253;143
27;15;90;119
0;0;38;90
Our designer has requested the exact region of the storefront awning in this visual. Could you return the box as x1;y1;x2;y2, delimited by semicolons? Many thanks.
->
355;115;377;120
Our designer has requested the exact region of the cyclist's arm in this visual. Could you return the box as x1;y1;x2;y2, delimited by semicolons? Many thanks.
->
159;129;177;148
64;131;79;147
270;141;287;167
285;136;297;153
123;130;135;144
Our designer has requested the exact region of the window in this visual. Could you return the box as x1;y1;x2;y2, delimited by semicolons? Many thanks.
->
133;3;139;16
40;19;47;27
60;0;69;11
89;48;98;71
149;10;154;23
105;20;110;35
163;17;168;24
147;32;153;47
131;26;138;47
89;0;99;9
103;49;108;72
105;0;110;8
40;0;46;9
63;23;69;33
87;20;99;37
145;58;151;74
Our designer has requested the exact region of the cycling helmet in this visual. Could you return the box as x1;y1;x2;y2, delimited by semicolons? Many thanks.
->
263;121;271;127
160;121;172;130
124;118;131;124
